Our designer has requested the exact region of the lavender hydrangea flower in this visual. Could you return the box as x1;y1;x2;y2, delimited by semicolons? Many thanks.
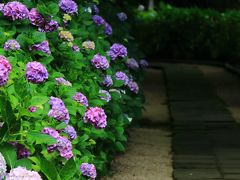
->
99;90;111;102
80;163;97;179
55;77;72;86
30;40;51;54
28;106;37;112
40;20;59;32
0;152;6;180
4;39;20;51
104;23;112;36
64;125;77;140
82;41;95;50
25;61;48;84
126;58;139;70
128;80;139;94
92;15;105;26
6;167;42;180
92;4;99;14
72;45;80;52
102;75;113;87
3;1;29;21
59;0;78;14
59;31;74;42
42;127;60;139
108;43;128;60
117;12;128;21
28;8;45;27
48;97;70;123
72;92;88;107
0;4;4;11
56;136;73;160
139;59;149;68
115;71;129;85
91;54;109;70
0;56;12;86
84;107;107;129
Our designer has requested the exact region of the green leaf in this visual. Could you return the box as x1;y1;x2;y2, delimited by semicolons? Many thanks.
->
56;122;67;130
115;141;125;152
15;158;32;170
32;32;46;43
27;132;56;145
0;144;17;168
30;96;49;106
60;158;77;180
39;157;61;180
114;80;124;87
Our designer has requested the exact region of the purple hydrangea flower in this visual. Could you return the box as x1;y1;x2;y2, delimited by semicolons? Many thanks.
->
64;125;77;140
102;75;113;87
126;58;139;70
91;54;109;70
56;136;73;160
15;144;30;159
55;77;72;86
99;90;111;102
72;92;88;107
25;61;48;84
59;0;78;14
4;39;20;51
104;23;112;36
28;106;37;112
92;4;99;14
30;40;51;54
42;127;60;138
84;107;107;129
92;15;105;26
72;45;80;52
6;167;42;180
128;80;139;94
80;163;97;179
107;43;128;60
40;20;59;32
117;12;128;21
0;152;6;179
48;97;70;123
0;56;12;86
0;4;4;12
139;59;149;68
28;8;45;27
115;71;129;85
3;1;29;21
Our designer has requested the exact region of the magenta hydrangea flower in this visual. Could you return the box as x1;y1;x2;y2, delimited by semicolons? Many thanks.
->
72;45;80;52
117;12;128;21
92;15;105;26
4;39;20;51
3;1;29;21
115;71;129;85
0;56;12;86
28;106;37;112
28;8;45;27
104;23;112;36
128;80;139;94
107;43;128;60
126;58;139;70
40;20;59;32
25;61;48;84
102;75;113;87
55;77;72;86
59;0;78;14
99;90;111;102
139;59;149;68
30;40;51;54
56;136;73;160
72;92;88;107
48;97;70;123
6;167;42;180
91;54;109;70
64;125;77;140
80;163;97;179
84;107;107;129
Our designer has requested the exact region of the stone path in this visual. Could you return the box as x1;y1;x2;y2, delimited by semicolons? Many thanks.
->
164;64;240;180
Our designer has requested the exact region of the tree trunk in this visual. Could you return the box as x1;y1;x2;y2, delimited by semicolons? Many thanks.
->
148;0;154;9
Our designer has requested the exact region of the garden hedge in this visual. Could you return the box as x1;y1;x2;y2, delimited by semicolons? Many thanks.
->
0;0;147;179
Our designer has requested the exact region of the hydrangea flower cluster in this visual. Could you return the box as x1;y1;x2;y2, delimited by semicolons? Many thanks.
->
128;81;139;94
115;71;129;85
14;144;30;159
117;12;128;21
6;167;42;180
4;40;20;51
64;125;77;140
126;58;139;70
80;163;97;179
84;107;107;129
28;106;37;112
104;23;113;35
99;90;111;102
0;56;12;86
92;4;99;14
0;152;6;180
72;45;80;52
139;59;149;68
82;41;95;50
30;40;51;54
48;97;70;123
92;15;105;26
59;31;74;42
3;1;29;21
108;43;128;60
102;75;113;87
59;0;78;14
41;20;59;32
28;8;44;27
72;92;89;107
25;61;48;84
91;54;109;70
55;77;72;86
0;4;4;11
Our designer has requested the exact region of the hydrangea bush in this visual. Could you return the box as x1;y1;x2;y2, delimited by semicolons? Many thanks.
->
0;0;147;179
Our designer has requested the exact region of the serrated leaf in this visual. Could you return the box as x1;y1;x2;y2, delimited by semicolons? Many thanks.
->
56;122;67;130
0;144;17;168
39;157;61;180
60;158;77;180
27;132;56;145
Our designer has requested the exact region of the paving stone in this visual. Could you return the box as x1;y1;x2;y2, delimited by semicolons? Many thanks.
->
174;169;222;179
